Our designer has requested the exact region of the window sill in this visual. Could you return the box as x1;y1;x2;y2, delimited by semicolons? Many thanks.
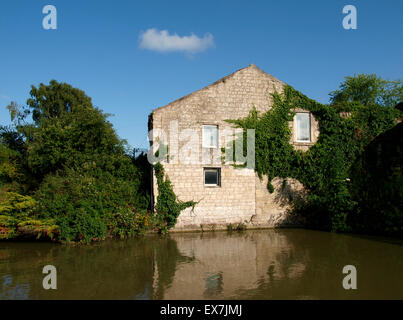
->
294;141;314;146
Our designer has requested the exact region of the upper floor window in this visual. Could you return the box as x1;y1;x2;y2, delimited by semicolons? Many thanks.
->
202;125;219;148
295;113;311;142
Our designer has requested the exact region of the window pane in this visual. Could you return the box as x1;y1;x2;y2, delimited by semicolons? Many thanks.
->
203;125;218;148
296;113;310;142
204;169;220;185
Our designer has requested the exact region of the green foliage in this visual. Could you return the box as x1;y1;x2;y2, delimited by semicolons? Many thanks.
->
4;81;123;180
330;74;403;108
226;95;295;191
24;83;122;177
154;162;196;232
1;80;152;243
349;122;403;236
228;83;400;234
227;223;246;232
0;191;57;239
0;191;36;215
0;143;20;188
106;208;151;239
35;160;150;242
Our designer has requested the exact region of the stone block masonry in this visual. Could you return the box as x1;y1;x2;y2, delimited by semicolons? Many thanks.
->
149;64;316;231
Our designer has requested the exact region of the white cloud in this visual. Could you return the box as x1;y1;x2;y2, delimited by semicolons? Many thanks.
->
139;28;214;54
0;94;11;101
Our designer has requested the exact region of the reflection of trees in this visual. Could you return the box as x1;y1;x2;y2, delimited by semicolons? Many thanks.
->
0;235;192;300
151;236;194;299
2;230;403;300
0;242;59;299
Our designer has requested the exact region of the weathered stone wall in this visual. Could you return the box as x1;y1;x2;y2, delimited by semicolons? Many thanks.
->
252;176;307;227
150;64;316;231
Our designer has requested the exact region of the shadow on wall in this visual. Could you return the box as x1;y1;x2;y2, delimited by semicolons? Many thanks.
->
273;177;308;227
253;176;308;228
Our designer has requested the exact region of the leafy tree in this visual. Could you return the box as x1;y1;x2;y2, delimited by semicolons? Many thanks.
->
26;80;93;124
1;80;152;242
7;81;124;178
330;74;403;107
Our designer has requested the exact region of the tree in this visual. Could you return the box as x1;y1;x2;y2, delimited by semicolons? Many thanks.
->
26;80;93;124
1;80;152;242
8;80;124;177
330;74;403;107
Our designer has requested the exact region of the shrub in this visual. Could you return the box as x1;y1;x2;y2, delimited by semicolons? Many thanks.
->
0;191;57;239
35;161;150;242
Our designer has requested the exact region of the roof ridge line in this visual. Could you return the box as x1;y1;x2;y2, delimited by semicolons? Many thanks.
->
152;64;284;113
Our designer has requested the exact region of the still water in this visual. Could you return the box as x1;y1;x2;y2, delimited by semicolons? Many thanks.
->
1;229;403;300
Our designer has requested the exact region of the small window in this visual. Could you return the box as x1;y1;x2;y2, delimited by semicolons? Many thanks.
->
204;168;221;186
295;113;311;142
202;125;219;148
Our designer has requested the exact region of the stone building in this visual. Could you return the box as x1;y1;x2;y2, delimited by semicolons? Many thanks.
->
148;64;319;231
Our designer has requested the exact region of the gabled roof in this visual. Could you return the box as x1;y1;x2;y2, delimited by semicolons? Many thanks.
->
152;64;286;113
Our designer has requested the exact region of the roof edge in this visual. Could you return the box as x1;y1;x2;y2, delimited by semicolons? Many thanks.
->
151;64;286;114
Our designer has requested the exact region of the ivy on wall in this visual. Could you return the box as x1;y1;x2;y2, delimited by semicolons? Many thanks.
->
227;85;400;233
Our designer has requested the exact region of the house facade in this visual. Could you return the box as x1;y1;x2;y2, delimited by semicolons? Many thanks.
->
148;64;319;231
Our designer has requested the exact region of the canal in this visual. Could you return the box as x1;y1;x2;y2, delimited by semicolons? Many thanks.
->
1;229;402;299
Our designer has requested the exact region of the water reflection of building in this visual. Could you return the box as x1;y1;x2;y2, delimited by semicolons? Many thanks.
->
160;230;307;299
2;230;403;299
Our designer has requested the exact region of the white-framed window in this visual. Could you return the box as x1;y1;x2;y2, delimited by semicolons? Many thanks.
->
204;168;221;186
202;125;219;148
295;113;311;142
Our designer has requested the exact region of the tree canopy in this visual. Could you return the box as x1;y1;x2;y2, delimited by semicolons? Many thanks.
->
329;74;403;107
0;80;151;242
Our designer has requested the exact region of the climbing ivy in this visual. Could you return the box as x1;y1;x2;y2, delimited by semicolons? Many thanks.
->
154;162;196;232
227;85;400;233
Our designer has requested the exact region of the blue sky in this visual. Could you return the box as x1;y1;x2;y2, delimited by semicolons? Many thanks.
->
0;0;402;148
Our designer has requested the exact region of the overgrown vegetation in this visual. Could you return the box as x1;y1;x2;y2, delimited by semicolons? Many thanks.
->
349;122;402;235
1;74;401;242
0;191;58;240
0;81;153;243
227;223;247;232
227;74;402;236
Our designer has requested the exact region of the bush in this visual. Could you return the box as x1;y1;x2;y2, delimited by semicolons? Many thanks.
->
35;160;150;242
106;208;152;239
0;191;57;239
57;206;106;242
